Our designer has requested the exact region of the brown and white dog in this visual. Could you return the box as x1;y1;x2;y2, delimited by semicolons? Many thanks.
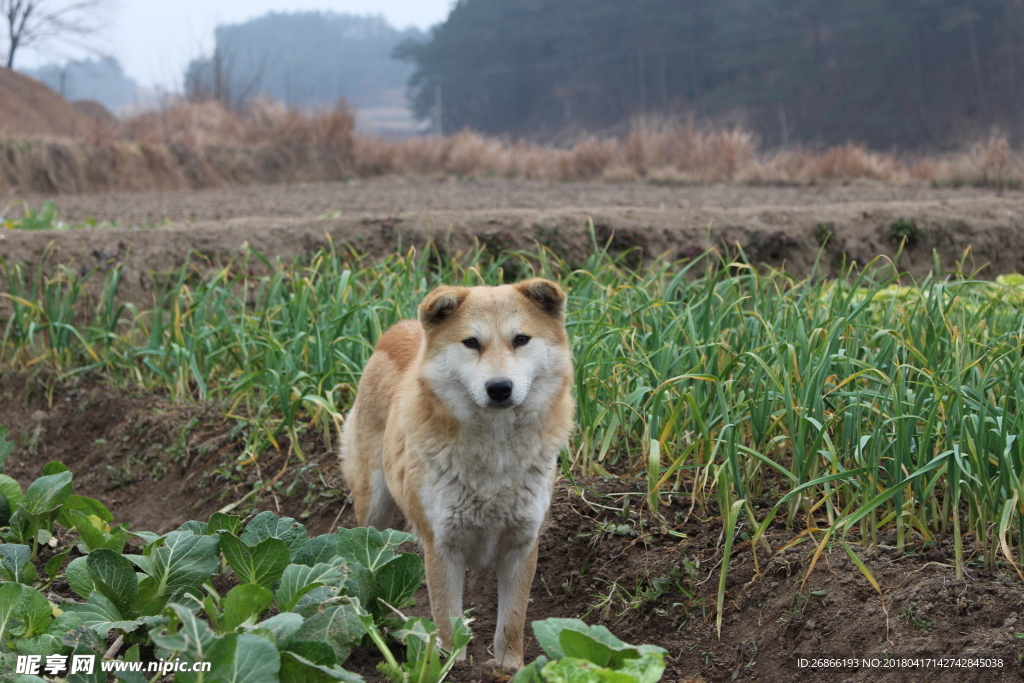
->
340;278;574;669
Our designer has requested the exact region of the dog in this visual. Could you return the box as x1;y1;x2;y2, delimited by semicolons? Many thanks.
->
340;278;574;669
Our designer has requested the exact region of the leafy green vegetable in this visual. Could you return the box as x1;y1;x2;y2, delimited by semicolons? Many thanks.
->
518;619;667;683
351;598;469;683
221;533;291;589
332;528;423;623
12;585;52;638
205;584;275;633
70;509;129;553
276;563;343;612
62;494;114;522
0;544;35;584
294;534;340;567
208;512;244;535
206;632;282;683
253;611;304;644
0;581;24;642
280;650;364;683
42;548;71;589
21;471;73;515
293;603;366;664
64;593;145;638
241;511;308;553
150;603;218;663
374;554;424;611
65;556;97;598
178;520;208;536
0;457;573;683
336;528;416;572
0;425;12;473
4;470;73;556
0;474;23;526
86;549;139;616
130;530;220;605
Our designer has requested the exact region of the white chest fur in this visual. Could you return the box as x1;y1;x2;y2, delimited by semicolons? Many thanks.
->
418;408;556;569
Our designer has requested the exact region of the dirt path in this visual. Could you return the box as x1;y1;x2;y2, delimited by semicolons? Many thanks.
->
10;177;1020;226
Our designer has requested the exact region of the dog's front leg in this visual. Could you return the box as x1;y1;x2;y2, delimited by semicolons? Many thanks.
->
493;540;539;670
422;538;467;658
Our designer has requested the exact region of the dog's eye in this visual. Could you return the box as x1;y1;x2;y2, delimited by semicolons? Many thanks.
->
513;334;531;348
462;337;481;350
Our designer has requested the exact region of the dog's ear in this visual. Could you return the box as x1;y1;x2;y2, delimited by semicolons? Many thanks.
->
419;286;470;328
515;278;566;317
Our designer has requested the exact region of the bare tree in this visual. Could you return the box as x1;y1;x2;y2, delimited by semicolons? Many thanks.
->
2;0;108;69
185;42;270;111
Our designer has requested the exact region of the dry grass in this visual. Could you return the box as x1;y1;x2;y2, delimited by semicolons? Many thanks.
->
1;100;1023;195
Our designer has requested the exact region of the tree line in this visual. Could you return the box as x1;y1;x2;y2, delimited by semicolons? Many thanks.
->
398;0;1024;148
185;11;422;111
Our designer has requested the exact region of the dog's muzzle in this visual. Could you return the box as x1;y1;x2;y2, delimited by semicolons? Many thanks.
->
485;379;514;405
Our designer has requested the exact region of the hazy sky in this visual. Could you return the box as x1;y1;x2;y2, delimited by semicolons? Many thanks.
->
17;0;453;90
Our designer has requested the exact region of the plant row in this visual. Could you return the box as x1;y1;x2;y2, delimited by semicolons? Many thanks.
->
4;237;1024;628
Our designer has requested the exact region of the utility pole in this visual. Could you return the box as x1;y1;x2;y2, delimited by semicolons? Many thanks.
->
658;49;667;111
434;77;443;136
778;104;789;149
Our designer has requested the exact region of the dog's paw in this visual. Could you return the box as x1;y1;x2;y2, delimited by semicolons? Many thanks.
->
486;656;524;672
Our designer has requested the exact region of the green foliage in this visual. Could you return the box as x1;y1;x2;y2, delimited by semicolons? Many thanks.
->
2;201;128;232
389;617;472;683
516;619;666;683
4;201;63;231
0;544;35;584
889;218;921;246
12;238;1024;650
6;470;73;554
0;462;485;680
334;527;423;625
131;530;221;608
276;564;343;612
205;585;275;633
352;601;471;683
221;534;291;589
0;426;12;473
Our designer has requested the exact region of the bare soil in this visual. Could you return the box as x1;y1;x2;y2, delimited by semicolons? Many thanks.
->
12;178;1015;225
1;372;1023;683
3;180;1024;313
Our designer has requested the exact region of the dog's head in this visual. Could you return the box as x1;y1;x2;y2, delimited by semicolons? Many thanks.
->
417;278;571;412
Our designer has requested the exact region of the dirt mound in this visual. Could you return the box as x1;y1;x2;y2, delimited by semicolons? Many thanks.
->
0;67;104;139
71;98;117;125
1;372;1023;682
14;176;1012;228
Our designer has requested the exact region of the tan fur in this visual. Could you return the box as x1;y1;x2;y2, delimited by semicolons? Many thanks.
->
340;278;574;669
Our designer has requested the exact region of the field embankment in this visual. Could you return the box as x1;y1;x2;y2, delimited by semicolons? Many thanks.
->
3;194;1024;310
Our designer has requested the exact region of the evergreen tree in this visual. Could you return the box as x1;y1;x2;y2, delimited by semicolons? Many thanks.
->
400;0;1023;147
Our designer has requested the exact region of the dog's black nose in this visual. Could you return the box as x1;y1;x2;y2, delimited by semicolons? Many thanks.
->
486;379;514;403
